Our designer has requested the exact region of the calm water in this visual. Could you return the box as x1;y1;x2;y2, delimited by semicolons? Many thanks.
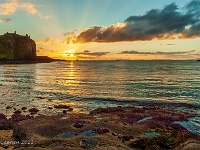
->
0;60;200;115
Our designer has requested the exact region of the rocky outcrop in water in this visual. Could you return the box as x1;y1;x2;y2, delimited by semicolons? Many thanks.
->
0;31;36;60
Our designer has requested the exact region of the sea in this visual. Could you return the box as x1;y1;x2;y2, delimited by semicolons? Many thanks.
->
0;60;200;134
0;60;200;111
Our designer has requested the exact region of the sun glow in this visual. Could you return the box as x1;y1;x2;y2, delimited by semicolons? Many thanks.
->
63;50;76;60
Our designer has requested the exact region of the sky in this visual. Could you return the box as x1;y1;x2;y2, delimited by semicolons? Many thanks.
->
0;0;200;60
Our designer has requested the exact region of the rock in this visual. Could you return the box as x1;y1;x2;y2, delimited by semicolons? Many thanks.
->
0;32;36;60
175;140;200;150
48;107;53;109
0;113;8;129
68;107;73;111
62;110;67;114
49;141;63;147
0;113;12;129
6;106;12;109
80;138;98;148
79;130;98;136
14;110;21;114
72;121;87;128
21;107;27;110
94;128;109;134
10;105;200;149
54;104;70;109
11;113;33;125
28;108;39;115
55;132;76;138
90;107;124;115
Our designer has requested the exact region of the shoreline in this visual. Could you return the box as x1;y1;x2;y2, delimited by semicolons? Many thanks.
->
0;59;67;65
0;102;200;149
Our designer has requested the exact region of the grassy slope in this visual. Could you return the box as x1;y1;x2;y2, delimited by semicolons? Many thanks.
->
0;35;14;59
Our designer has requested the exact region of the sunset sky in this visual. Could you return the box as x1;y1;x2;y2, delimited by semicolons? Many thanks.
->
0;0;200;60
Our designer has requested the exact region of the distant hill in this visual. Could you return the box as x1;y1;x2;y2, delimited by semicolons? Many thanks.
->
0;32;36;60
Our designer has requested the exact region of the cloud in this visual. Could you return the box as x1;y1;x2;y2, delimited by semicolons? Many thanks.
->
66;0;200;44
75;51;110;57
160;43;176;46
64;30;78;36
44;38;55;45
0;0;37;15
0;18;11;22
38;14;53;20
39;47;44;49
118;50;196;55
84;50;90;53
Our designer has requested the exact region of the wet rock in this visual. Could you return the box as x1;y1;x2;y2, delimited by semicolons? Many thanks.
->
28;108;39;115
80;138;98;148
49;141;63;147
10;105;200;149
62;110;67;114
48;106;53;109
14;110;21;114
0;113;7;122
55;132;76;138
54;104;70;109
144;131;159;138
68;107;73;111
171;124;200;140
79;130;98;136
72;121;87;128
128;128;188;150
21;107;27;110
121;135;133;142
128;136;172;149
0;113;10;129
175;139;200;150
6;106;12;109
94;128;109;134
90;107;124;115
11;113;33;125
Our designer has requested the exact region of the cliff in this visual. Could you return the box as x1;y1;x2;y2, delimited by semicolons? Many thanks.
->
0;32;36;60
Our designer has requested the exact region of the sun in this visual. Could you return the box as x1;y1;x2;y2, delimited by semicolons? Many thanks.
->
64;50;76;60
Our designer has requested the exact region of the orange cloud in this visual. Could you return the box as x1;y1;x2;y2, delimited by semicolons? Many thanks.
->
0;0;37;15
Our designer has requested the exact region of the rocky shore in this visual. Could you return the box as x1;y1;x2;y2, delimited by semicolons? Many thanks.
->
0;57;66;64
0;102;200;150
